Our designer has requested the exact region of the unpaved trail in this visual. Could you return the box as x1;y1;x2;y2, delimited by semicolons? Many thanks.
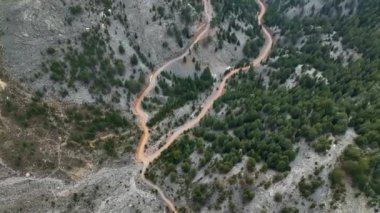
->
147;0;272;164
133;0;273;212
133;1;213;212
134;0;213;167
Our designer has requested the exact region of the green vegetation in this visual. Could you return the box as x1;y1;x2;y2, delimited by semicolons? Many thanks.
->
211;0;260;25
66;105;130;144
242;189;255;203
118;44;125;54
329;168;346;205
243;37;265;58
145;0;380;209
298;176;324;198
311;136;333;154
211;0;263;54
159;0;202;47
0;136;55;171
274;192;283;202
69;5;83;15
152;0;202;23
337;1;380;60
167;24;184;47
246;157;256;172
1;91;51;128
130;54;139;66
263;0;380;205
44;26;126;95
333;0;380;205
146;135;257;210
336;145;380;204
180;6;194;25
125;72;145;94
103;139;116;157
49;61;66;82
42;1;378;213
0;89;61;171
192;63;350;173
191;184;212;209
145;135;201;183
147;68;214;127
0;85;137;173
280;207;299;213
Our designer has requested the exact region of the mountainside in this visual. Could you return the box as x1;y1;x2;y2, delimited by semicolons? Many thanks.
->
0;0;379;212
146;0;380;212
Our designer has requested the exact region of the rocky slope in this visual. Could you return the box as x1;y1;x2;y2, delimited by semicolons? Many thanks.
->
0;0;379;212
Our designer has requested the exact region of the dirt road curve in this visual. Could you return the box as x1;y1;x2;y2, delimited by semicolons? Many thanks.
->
134;0;212;167
133;0;273;212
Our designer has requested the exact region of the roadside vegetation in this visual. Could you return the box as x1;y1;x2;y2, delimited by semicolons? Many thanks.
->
146;0;380;210
146;67;214;127
151;0;202;48
211;0;264;58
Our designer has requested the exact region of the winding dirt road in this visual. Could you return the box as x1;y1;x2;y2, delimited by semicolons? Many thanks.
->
133;0;273;212
134;0;213;168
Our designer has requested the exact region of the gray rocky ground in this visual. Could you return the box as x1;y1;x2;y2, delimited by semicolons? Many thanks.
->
0;163;164;212
0;0;200;107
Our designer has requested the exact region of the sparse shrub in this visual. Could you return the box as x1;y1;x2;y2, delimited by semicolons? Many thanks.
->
298;176;324;198
329;168;344;186
130;54;138;66
280;207;299;213
69;5;83;15
118;44;125;54
311;136;332;154
242;189;255;203
274;192;283;202
46;47;56;55
246;157;256;172
103;140;116;156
